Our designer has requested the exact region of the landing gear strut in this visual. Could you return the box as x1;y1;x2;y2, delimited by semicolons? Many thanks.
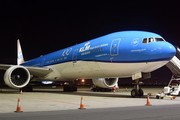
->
20;85;33;92
131;80;144;97
63;81;77;92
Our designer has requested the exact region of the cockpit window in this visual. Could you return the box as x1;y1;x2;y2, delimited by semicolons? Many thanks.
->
155;38;165;42
142;38;147;43
149;37;155;43
142;37;165;44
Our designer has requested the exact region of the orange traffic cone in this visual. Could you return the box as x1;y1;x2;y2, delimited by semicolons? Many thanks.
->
20;90;22;94
146;95;152;106
173;96;176;99
15;98;23;112
79;96;85;109
113;86;116;93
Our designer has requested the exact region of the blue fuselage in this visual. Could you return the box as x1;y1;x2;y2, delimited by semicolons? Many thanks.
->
21;31;175;68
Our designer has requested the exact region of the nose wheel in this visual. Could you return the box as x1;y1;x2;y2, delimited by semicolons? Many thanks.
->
131;80;144;97
131;88;143;97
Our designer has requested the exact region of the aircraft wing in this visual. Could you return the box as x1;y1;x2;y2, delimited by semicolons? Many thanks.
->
0;64;13;70
0;64;53;77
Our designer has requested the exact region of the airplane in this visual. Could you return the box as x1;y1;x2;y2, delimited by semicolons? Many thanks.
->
0;31;176;97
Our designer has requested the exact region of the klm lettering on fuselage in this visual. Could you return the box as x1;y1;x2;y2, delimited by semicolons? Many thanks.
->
79;42;91;52
79;42;109;53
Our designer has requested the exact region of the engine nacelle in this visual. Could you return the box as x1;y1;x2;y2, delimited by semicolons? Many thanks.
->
4;66;31;89
92;78;118;88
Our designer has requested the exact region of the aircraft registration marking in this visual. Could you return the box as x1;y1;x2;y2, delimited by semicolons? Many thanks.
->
95;53;107;57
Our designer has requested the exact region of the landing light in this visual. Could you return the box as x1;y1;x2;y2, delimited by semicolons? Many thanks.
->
41;81;53;84
81;79;85;82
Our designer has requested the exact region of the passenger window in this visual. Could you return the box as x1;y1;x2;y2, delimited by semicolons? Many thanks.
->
142;38;147;43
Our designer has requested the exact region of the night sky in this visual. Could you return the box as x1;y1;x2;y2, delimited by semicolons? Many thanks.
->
0;1;180;84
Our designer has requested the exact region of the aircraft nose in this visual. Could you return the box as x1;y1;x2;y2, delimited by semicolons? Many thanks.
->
161;42;176;60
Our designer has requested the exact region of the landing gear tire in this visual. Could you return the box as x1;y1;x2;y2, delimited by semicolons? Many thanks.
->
92;88;97;92
63;85;77;92
20;86;33;92
131;88;144;97
156;95;160;99
139;88;144;97
73;86;77;91
131;89;139;97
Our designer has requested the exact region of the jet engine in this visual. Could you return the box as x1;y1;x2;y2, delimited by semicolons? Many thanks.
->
92;78;118;88
4;66;31;89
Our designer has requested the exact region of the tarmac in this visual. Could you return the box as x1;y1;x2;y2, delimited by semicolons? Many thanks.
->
0;86;180;113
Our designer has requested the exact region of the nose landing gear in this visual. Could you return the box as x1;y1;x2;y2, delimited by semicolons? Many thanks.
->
131;80;144;97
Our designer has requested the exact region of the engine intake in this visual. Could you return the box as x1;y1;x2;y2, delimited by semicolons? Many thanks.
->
4;66;30;89
92;78;118;88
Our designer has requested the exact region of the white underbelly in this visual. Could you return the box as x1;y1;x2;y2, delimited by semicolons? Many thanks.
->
45;60;168;81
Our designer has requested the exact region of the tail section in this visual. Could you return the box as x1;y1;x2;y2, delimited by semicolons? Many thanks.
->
17;39;24;65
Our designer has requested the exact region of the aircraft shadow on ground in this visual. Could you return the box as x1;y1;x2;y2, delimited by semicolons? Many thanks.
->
32;89;149;99
0;88;158;99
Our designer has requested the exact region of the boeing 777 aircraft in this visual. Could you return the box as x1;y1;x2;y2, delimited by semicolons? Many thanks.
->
0;31;176;97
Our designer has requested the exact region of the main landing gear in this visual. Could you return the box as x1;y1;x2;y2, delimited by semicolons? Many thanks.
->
131;80;144;97
63;81;77;92
20;85;33;92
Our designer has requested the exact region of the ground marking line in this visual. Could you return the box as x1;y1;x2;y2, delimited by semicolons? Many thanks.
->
38;98;89;106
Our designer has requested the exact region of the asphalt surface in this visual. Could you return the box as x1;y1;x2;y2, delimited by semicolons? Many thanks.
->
0;86;180;120
1;105;180;120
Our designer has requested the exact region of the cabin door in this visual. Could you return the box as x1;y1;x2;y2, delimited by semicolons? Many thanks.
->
72;49;78;62
41;58;46;66
110;38;121;56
